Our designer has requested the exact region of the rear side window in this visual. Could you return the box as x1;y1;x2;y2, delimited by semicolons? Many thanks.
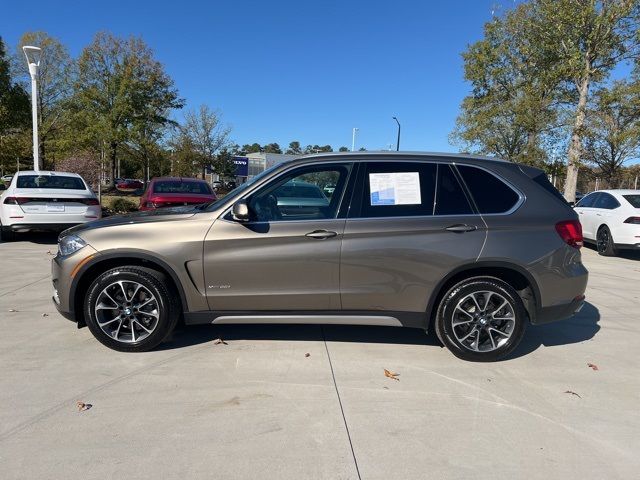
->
456;165;519;214
360;162;436;217
435;165;473;215
576;193;599;208
623;195;640;208
16;175;86;190
594;193;620;210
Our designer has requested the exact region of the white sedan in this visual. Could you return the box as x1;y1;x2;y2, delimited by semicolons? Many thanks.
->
574;189;640;256
0;171;101;241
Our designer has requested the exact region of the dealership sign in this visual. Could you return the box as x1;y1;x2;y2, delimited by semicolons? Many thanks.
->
233;157;249;177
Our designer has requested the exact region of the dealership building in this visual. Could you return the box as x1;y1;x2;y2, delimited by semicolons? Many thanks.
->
207;152;303;185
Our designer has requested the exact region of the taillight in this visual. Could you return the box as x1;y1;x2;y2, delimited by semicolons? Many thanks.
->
82;198;100;206
624;217;640;224
555;220;583;249
3;196;30;205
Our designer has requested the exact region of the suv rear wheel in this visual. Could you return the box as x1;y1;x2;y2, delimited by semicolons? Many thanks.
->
84;266;179;352
435;277;527;362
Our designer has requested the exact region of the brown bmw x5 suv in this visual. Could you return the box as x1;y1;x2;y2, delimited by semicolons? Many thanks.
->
52;152;588;361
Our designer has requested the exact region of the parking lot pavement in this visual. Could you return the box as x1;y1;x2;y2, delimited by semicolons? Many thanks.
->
0;235;639;480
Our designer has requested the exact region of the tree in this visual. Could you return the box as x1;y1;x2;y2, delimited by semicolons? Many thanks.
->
303;144;333;153
179;104;230;178
451;4;561;168
527;0;640;202
72;32;182;186
0;36;30;174
285;141;302;154
263;142;282;154
338;146;349;152
239;143;261;153
56;151;101;188
584;80;640;186
14;32;75;168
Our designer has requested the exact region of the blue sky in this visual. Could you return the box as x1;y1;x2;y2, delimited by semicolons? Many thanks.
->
4;0;516;151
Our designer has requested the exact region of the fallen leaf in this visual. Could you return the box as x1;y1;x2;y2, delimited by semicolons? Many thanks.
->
304;353;310;357
77;401;93;411
384;369;400;381
42;313;49;317
383;386;389;390
46;250;54;255
8;309;17;312
213;338;228;345
564;390;581;398
587;363;599;371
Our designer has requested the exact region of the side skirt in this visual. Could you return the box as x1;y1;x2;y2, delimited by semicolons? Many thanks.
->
183;310;427;329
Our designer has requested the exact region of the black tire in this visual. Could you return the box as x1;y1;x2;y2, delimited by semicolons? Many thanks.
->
596;225;617;257
0;224;16;242
84;266;180;352
435;277;527;362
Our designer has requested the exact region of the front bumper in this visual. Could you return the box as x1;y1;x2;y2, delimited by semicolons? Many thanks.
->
51;245;99;323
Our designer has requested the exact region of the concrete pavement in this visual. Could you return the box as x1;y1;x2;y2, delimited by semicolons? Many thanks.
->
0;234;638;479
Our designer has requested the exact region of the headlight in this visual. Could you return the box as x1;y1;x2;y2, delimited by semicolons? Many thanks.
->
58;235;87;256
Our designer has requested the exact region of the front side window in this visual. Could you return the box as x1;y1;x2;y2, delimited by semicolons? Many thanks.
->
16;175;86;190
248;164;350;222
359;162;436;218
456;165;519;214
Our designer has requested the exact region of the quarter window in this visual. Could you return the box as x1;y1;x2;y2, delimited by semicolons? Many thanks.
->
456;165;519;214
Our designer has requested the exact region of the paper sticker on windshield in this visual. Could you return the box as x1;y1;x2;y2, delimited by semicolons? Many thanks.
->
369;172;421;205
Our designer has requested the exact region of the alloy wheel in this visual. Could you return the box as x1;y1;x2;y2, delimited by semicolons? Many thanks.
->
597;229;609;254
451;290;515;352
94;280;160;343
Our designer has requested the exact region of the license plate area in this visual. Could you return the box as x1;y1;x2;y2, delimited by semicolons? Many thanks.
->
46;204;65;213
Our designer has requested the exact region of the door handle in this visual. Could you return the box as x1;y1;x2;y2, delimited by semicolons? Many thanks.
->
445;224;477;233
305;230;337;239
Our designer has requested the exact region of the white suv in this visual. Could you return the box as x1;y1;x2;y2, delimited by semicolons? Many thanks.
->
574;189;640;256
0;171;101;241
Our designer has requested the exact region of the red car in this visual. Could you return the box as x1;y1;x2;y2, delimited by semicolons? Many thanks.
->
139;177;217;211
116;178;144;192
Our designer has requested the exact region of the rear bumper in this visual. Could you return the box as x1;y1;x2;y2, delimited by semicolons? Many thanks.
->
532;296;585;325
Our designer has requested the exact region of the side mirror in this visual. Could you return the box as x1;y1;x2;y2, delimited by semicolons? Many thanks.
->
232;200;250;222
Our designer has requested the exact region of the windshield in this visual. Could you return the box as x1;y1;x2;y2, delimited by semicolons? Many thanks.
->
153;180;212;194
623;194;640;208
17;175;86;190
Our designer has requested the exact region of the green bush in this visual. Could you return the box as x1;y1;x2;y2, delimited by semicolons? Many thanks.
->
110;197;138;213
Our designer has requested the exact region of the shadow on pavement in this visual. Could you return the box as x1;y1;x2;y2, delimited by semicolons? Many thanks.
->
0;231;59;245
583;243;640;260
159;322;439;351
508;301;600;360
162;304;599;359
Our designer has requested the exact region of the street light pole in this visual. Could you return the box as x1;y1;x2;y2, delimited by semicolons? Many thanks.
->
392;116;401;151
352;127;359;152
23;46;41;172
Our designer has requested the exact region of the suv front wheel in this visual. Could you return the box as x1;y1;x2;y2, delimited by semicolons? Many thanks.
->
84;266;179;352
435;277;527;362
